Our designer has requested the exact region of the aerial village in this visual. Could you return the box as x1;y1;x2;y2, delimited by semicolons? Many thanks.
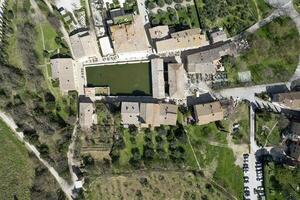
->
0;0;300;199
47;0;300;198
52;0;238;128
51;0;300;161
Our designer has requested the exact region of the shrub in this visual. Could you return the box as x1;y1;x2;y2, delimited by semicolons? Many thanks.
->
151;18;160;25
175;3;183;10
156;0;165;7
165;0;173;4
147;1;156;9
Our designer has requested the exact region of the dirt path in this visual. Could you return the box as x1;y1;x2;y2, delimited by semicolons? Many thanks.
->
67;123;80;184
263;121;278;147
226;132;249;167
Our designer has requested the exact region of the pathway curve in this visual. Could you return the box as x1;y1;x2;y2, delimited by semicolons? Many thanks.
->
0;112;73;199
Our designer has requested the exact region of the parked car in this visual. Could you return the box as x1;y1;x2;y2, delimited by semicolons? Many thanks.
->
256;177;263;181
243;153;249;159
256;164;262;168
257;186;264;191
244;190;250;196
256;167;262;171
244;176;249;183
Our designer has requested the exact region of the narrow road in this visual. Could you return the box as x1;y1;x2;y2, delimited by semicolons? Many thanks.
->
243;106;262;200
217;82;288;102
0;112;73;200
67;123;79;184
264;121;279;147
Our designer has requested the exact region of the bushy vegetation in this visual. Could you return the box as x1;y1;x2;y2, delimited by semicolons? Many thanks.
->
30;155;67;200
0;0;76;180
147;0;200;29
81;101;118;150
195;0;272;36
294;0;300;13
123;0;138;14
224;17;300;85
255;110;289;147
264;163;300;200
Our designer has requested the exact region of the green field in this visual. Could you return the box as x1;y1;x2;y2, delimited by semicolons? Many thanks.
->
255;110;289;147
86;63;152;95
0;119;34;199
86;171;229;200
185;124;244;199
224;17;300;85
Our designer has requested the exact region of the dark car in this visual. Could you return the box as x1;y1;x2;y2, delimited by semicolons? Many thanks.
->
244;176;249;183
244;190;250;196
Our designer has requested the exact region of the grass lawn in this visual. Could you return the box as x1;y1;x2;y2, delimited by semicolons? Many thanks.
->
213;148;244;200
0;119;34;199
113;14;133;24
185;124;243;199
35;20;60;64
224;17;300;85
86;171;229;200
255;110;288;147
5;0;27;68
254;0;273;18
86;63;152;95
